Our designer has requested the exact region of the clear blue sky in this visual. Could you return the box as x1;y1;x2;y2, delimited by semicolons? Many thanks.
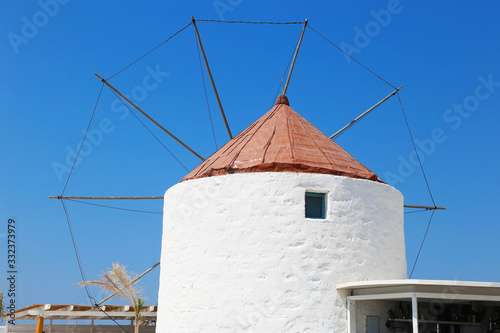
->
1;0;499;312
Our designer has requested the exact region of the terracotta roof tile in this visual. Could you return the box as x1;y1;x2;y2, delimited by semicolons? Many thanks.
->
182;96;382;183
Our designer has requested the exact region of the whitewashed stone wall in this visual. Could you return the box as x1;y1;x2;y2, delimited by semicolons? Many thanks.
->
157;172;406;332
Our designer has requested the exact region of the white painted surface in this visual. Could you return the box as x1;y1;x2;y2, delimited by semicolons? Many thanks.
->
347;300;356;333
157;172;406;332
337;279;500;290
356;300;397;333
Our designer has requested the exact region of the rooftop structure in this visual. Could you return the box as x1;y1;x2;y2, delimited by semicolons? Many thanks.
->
182;95;382;183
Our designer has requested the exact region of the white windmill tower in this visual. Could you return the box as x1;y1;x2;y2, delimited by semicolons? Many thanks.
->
156;94;407;332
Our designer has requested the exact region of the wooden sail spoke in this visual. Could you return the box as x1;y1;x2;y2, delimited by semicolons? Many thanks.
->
330;86;403;140
95;73;205;161
192;17;233;140
283;19;308;95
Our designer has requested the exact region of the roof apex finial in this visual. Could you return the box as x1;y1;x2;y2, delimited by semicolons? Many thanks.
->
276;95;289;106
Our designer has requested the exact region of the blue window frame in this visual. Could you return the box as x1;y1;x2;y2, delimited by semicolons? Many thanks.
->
305;192;326;219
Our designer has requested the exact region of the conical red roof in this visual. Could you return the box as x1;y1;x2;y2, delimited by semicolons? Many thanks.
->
182;96;382;183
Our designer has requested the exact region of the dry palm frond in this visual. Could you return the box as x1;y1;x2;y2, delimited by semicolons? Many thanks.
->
76;262;145;310
75;263;146;333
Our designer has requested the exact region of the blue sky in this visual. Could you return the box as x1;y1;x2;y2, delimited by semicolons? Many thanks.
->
1;0;499;313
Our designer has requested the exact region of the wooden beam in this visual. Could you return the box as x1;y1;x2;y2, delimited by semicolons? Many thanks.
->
97;261;160;305
404;205;446;210
283;19;308;95
95;73;205;161
50;198;445;211
25;310;157;320
330;86;402;140
49;196;163;200
65;305;75;311
192;16;233;139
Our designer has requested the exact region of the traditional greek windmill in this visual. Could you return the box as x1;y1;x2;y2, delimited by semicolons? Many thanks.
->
46;18;500;333
156;94;407;332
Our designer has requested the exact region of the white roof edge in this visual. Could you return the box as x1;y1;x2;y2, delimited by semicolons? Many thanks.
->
336;279;500;290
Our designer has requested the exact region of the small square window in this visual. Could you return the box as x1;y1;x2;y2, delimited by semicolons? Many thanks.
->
305;192;326;219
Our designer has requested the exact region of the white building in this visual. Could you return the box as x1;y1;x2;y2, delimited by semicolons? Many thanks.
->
157;95;500;332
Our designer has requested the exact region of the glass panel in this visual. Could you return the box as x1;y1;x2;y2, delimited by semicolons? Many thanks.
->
305;192;325;219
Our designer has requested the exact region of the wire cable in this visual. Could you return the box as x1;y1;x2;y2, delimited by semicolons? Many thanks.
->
61;83;104;196
63;200;134;332
106;22;193;81
67;199;162;215
396;93;438;277
409;210;435;278
96;305;130;333
396;92;436;206
108;87;189;172
58;87;131;332
194;29;218;150
307;25;397;90
61;200;93;302
194;17;304;106
305;26;439;274
404;209;429;215
272;33;301;107
195;19;304;25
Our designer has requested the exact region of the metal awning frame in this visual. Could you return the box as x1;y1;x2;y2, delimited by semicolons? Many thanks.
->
337;279;500;333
